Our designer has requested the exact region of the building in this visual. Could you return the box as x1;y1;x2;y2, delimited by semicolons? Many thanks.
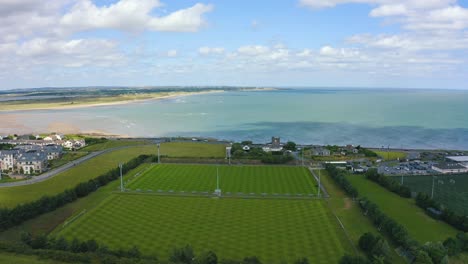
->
311;146;331;156
16;152;48;174
432;162;468;174
43;145;63;160
445;156;468;168
262;137;283;152
242;145;250;151
0;150;20;171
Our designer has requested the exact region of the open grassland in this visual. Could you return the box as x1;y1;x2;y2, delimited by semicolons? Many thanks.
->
127;164;318;195
373;150;407;160
80;139;148;151
49;151;89;169
0;164;152;241
56;194;349;264
318;169;405;263
0;145;156;208
0;252;65;264
159;141;227;158
346;175;457;243
390;174;468;215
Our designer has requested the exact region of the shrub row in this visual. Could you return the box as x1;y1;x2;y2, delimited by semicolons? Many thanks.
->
364;169;411;198
416;192;468;232
0;154;151;231
324;164;359;198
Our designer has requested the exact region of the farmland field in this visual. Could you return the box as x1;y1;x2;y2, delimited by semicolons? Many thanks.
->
127;164;318;195
159;141;227;158
373;150;407;160
55;194;349;264
390;174;468;215
346;175;457;243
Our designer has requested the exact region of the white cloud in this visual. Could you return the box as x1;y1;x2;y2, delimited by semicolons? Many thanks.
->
166;49;178;57
198;46;225;55
237;45;270;56
60;0;213;33
369;4;407;17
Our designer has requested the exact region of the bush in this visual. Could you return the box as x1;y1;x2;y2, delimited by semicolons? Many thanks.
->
325;164;359;198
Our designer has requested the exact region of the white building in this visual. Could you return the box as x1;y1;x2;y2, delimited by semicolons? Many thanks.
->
432;163;468;174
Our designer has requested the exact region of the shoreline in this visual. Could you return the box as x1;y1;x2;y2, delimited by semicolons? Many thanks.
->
0;89;228;112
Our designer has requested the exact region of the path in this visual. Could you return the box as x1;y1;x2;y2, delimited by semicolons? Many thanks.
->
0;145;141;188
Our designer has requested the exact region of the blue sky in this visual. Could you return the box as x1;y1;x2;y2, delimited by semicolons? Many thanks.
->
1;0;468;89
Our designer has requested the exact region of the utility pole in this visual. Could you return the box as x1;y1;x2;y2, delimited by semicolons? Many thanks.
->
401;174;404;185
119;163;124;192
318;169;321;197
157;143;160;164
431;176;436;199
301;148;304;166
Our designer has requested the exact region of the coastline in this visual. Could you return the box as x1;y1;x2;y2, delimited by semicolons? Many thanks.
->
0;89;226;112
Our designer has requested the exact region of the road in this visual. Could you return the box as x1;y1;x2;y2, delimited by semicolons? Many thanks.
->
0;146;139;188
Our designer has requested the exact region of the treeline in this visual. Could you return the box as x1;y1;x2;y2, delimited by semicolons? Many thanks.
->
365;169;411;198
324;164;359;198
416;192;468;232
83;137;108;145
0;154;151;231
4;235;314;264
364;169;468;232
340;232;393;264
230;143;294;164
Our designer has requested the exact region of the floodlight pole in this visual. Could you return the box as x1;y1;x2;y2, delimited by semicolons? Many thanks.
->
157;143;160;164
431;176;436;199
301;149;304;167
119;163;124;192
217;167;219;190
401;174;404;185
318;169;321;197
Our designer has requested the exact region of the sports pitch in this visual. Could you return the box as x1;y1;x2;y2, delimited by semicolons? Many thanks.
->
55;164;350;263
126;164;319;196
56;194;348;263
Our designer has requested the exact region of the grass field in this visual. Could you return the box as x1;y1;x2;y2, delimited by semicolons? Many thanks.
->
56;194;348;264
80;140;148;151
346;175;457;243
49;151;89;169
390;174;468;215
317;170;405;263
0;145;157;208
373;150;407;160
127;164;318;195
0;252;65;264
159;142;227;158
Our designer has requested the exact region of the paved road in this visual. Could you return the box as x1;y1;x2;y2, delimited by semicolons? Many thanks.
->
0;146;140;188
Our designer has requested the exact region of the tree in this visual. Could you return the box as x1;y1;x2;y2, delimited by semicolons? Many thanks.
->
196;251;218;264
170;245;195;264
242;256;261;264
30;233;48;249
284;141;297;151
413;250;434;264
20;231;32;246
53;236;69;251
339;255;370;264
241;141;252;146
293;257;309;264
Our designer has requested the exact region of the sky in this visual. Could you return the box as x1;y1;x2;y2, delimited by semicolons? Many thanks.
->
1;0;468;90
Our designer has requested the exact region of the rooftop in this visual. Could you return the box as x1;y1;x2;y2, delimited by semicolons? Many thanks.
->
446;156;468;162
433;162;466;170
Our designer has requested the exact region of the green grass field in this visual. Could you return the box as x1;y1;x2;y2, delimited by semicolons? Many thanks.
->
318;170;405;263
346;175;457;243
0;145;157;208
79;139;148;151
56;194;348;264
390;174;468;215
373;150;407;160
160;142;227;158
49;151;89;169
0;252;65;264
127;164;318;195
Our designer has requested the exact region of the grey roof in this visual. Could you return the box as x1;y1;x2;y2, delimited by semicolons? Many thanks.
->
434;162;466;170
446;156;468;162
17;152;48;163
0;150;20;156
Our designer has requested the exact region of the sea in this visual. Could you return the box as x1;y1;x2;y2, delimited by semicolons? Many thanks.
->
2;88;468;150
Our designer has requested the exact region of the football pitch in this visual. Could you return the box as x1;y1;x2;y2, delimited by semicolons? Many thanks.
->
56;194;348;263
54;164;350;263
126;164;319;196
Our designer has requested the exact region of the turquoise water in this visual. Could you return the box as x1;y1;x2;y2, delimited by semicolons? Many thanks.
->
4;88;468;149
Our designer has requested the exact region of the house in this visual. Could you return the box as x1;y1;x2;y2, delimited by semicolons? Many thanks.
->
345;144;359;154
44;134;64;141
432;163;468;174
351;164;365;173
16;152;48;174
311;147;331;156
262;137;283;152
242;145;250;151
0;150;20;171
43;145;63;160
